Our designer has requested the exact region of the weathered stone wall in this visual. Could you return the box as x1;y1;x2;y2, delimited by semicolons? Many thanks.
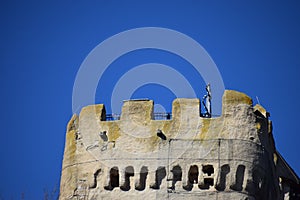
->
59;90;300;200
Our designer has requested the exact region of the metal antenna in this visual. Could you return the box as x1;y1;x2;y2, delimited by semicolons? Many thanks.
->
256;96;261;105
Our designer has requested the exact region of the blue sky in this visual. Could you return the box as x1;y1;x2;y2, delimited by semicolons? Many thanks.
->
1;1;300;199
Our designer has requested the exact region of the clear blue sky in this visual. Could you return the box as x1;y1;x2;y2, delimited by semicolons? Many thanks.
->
1;1;300;199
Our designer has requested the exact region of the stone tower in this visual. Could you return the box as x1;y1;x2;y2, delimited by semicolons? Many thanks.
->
59;90;300;199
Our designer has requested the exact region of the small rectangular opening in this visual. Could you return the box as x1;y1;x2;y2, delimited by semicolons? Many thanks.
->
202;165;214;176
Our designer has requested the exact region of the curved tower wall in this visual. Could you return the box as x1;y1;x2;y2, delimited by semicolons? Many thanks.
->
59;90;299;200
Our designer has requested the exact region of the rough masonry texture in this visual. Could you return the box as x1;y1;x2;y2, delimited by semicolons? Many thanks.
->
60;90;300;200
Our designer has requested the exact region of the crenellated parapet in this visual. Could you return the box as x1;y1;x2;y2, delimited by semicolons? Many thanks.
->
59;90;300;200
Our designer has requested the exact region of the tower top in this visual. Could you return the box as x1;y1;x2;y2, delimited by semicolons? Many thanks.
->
59;89;300;199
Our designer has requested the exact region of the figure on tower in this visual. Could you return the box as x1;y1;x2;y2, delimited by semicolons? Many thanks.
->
202;84;212;118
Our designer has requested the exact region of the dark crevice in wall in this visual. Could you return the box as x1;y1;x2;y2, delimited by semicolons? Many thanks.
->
104;167;119;191
169;165;182;190
120;166;134;191
89;169;101;189
215;164;230;191
230;165;245;191
199;165;214;190
135;166;148;191
183;165;199;191
150;167;166;190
